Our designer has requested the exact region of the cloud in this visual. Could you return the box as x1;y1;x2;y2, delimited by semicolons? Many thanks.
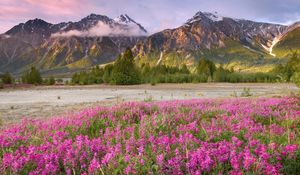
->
24;0;93;16
51;21;147;38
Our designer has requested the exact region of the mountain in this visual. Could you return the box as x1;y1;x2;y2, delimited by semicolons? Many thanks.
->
272;22;300;58
133;11;298;72
0;14;147;74
1;11;300;75
114;14;147;33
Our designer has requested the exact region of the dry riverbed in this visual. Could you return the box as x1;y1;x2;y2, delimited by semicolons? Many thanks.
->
0;83;298;125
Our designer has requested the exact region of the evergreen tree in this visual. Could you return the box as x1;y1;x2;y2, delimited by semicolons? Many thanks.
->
71;73;80;84
103;64;114;84
22;67;42;84
213;66;229;82
197;59;216;80
49;76;55;85
1;72;13;84
141;63;151;76
0;79;3;89
180;64;190;74
111;48;141;85
273;52;300;82
292;71;300;88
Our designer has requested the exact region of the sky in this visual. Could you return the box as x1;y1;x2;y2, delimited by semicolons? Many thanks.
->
1;0;300;34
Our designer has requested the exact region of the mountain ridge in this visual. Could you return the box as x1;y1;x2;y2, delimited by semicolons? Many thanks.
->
133;11;299;72
0;13;148;74
1;11;300;74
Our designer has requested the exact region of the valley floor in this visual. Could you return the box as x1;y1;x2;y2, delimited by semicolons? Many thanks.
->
0;83;298;125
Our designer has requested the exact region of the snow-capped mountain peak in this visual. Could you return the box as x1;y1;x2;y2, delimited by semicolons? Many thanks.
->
186;11;224;24
115;14;134;24
203;12;223;22
115;14;147;33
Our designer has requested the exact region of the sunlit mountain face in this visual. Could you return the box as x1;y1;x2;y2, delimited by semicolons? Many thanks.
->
1;11;300;74
133;11;300;72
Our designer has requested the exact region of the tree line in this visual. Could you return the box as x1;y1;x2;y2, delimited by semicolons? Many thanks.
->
1;48;299;87
71;48;299;86
0;67;60;87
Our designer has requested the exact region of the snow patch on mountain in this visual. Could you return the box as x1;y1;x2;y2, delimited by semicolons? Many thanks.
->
60;23;71;31
114;14;133;24
260;36;280;57
186;11;224;24
261;23;300;57
269;37;281;57
115;14;147;33
203;12;223;22
156;52;163;65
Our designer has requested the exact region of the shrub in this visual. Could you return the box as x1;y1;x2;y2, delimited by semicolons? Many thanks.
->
241;87;253;97
292;72;300;88
22;67;42;85
1;72;13;84
44;76;55;85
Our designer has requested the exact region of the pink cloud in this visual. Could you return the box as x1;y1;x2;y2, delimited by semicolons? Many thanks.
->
24;0;90;15
0;0;29;20
0;0;103;33
0;6;29;19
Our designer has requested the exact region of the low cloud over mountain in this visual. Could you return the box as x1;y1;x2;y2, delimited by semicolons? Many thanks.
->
51;21;147;38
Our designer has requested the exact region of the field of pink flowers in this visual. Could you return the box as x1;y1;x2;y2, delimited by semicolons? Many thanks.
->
0;97;300;175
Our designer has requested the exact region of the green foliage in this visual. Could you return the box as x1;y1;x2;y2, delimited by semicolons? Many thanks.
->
292;72;300;88
180;64;190;74
71;52;280;85
44;76;55;85
140;63;193;84
71;66;105;85
273;27;300;57
273;52;300;82
111;48;141;85
71;49;141;85
281;150;300;175
0;79;3;89
213;65;230;82
22;67;42;85
0;72;13;84
49;76;55;85
103;64;114;84
197;58;216;78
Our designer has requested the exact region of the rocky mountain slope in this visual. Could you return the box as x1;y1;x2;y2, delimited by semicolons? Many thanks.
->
1;11;300;74
272;22;300;58
0;14;147;74
133;12;299;72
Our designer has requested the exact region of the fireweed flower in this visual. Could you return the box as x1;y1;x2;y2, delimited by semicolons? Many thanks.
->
0;97;299;174
242;148;256;170
88;157;101;173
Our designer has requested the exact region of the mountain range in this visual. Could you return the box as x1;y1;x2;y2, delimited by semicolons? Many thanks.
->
1;11;300;75
0;14;147;75
134;12;300;72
